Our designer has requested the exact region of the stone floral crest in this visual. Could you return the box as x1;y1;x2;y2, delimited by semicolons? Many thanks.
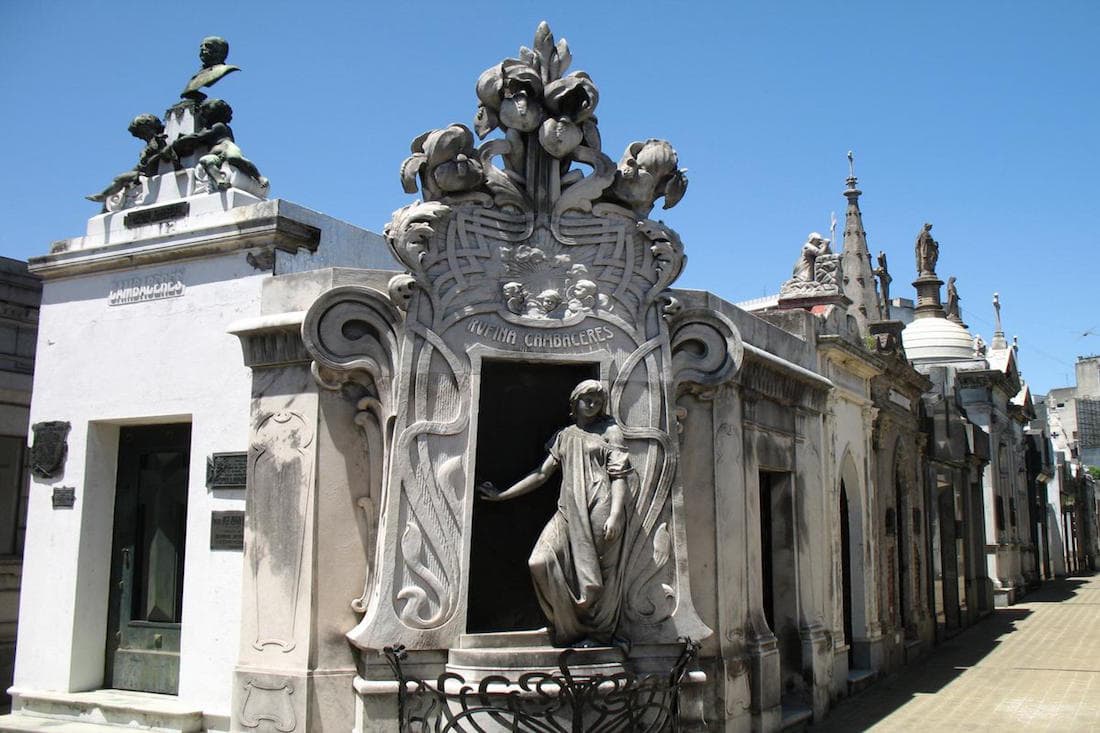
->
389;23;689;323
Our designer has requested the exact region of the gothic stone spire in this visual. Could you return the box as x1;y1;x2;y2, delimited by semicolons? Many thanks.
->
840;151;882;331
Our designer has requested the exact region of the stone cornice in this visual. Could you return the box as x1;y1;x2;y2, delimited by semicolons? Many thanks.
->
816;334;884;379
227;311;310;368
737;342;832;412
29;211;320;280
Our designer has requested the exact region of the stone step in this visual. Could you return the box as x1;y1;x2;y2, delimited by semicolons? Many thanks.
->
458;629;552;649
448;644;624;670
9;689;203;733
779;703;812;731
846;667;876;695
0;713;128;732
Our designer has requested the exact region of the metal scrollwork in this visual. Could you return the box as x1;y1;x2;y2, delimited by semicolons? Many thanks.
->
384;639;699;732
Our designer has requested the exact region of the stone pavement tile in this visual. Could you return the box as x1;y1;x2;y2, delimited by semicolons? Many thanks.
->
811;573;1100;732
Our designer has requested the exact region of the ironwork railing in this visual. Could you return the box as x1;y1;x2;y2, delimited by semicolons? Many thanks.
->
383;638;699;732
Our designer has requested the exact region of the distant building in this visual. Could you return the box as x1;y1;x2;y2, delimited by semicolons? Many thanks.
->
1042;355;1100;571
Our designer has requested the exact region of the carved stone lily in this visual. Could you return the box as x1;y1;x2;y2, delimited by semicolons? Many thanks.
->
538;72;599;159
609;139;689;216
476;60;545;134
401;124;484;198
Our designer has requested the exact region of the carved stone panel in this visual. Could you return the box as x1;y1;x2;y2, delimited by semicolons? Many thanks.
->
249;409;314;652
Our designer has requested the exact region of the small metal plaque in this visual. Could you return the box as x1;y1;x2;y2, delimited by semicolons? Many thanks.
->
210;511;245;550
207;452;247;489
52;486;76;508
123;201;190;228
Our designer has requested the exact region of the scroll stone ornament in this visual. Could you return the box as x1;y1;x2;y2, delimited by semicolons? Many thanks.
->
303;22;734;655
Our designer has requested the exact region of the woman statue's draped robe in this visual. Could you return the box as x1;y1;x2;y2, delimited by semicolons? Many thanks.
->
528;422;633;646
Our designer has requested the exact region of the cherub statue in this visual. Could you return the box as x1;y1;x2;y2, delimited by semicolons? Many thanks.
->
478;380;633;647
181;36;240;102
608;139;688;216
172;98;267;190
791;233;831;282
86;114;175;206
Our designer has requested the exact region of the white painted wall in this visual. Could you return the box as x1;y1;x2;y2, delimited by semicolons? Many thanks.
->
15;250;262;717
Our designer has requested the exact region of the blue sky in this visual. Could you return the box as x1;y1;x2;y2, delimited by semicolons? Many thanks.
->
1;1;1096;394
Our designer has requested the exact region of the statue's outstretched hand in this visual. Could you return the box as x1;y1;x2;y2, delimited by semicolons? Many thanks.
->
478;482;502;501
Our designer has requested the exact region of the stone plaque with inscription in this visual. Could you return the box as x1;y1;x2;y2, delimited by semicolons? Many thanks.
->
207;452;247;489
109;268;185;306
210;510;245;550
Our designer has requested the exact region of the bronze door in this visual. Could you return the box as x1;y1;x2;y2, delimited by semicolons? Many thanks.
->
105;423;190;694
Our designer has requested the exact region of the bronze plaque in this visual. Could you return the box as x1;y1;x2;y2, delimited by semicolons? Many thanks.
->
206;452;247;489
52;486;76;508
210;511;245;551
31;421;70;479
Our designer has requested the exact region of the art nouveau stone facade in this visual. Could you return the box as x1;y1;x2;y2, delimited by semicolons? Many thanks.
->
0;23;1058;733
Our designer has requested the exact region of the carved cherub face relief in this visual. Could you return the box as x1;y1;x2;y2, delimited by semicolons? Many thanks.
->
387;274;417;310
570;279;597;300
535;289;562;313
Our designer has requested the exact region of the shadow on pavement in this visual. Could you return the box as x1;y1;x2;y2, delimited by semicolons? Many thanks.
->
809;575;1093;731
811;575;1093;731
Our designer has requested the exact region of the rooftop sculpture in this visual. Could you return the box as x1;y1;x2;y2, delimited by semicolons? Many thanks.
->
915;222;939;277
87;36;266;213
180;36;240;101
778;232;844;300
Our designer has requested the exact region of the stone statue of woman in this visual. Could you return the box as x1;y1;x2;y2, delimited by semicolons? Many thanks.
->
478;379;632;647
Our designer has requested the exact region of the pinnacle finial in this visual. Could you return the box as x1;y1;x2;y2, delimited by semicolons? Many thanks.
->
993;292;1002;332
845;150;859;192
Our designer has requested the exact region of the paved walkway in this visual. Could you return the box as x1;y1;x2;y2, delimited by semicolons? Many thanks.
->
812;573;1100;732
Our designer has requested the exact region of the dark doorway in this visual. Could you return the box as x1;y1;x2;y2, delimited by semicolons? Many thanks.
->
759;472;775;631
895;473;909;633
840;483;853;664
938;484;960;630
467;360;598;633
105;423;191;694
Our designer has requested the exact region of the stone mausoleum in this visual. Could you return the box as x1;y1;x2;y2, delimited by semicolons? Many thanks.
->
0;23;1055;733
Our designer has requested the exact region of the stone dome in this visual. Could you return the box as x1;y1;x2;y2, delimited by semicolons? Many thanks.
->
902;316;975;363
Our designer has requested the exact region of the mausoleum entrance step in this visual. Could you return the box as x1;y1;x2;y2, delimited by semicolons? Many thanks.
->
7;689;203;733
457;629;552;648
846;667;876;695
0;714;129;732
779;703;813;731
448;644;625;670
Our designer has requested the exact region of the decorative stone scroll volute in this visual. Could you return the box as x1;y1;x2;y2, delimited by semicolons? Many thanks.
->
303;23;739;654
